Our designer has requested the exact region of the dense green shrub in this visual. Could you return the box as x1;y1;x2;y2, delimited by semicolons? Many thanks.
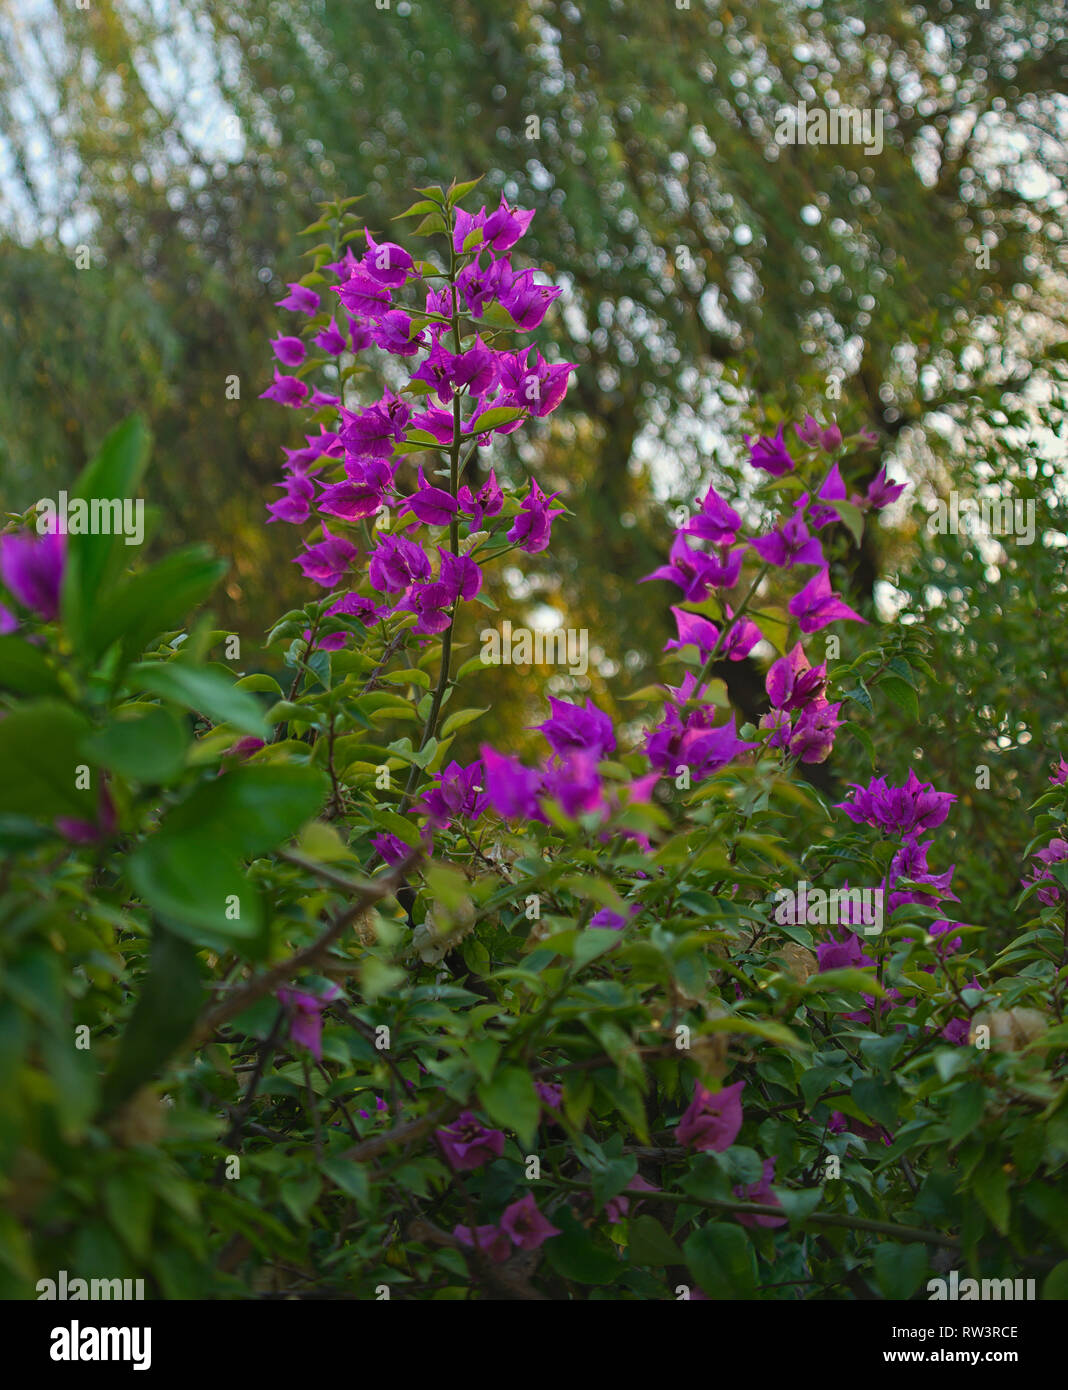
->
2;185;1066;1302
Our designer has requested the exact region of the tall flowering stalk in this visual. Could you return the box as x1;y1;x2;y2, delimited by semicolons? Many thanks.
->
262;179;570;803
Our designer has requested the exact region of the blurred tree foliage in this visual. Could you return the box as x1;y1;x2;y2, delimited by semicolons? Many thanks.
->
0;0;1065;807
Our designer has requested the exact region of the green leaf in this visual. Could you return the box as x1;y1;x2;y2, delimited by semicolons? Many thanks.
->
810;967;885;999
400;429;450;452
454;658;490;689
104;1174;156;1261
61;415;152;651
127;765;326;944
558;873;626;913
129;661;269;739
447;176;483;204
441;706;490;737
235;673;284;695
563;1073;595;1129
846;720;877;769
393;199;439;220
320;1159;369;1205
877;674;920;720
477;1066;540;1149
621;684;671;705
161;764;329;858
683;1221;757;1298
280;1174;322;1224
628;1215;684;1267
973;1159;1011;1235
7;947;64;1027
424;860;468;910
373;808;421;847
100;927;203;1113
851;1077;901;1129
542;1205;619;1285
466;405;526;433
296;821;349;863
359;956;405;1002
829;498;865;546
465;1038;501;1085
842;681;874;714
589;1155;638;1210
380;667;432;690
701;1015;805;1049
574;929;620;968
800;1066;838;1108
0;701;96;819
41;1028;98;1138
413;212;448;237
1042;1261;1068;1300
948;1081;985;1145
774;1186;823;1226
0;635;64;696
859;1032;906;1077
81;706;189;784
873;1243;929;1300
595;1074;649;1144
84;547;227;665
934;1047;972;1084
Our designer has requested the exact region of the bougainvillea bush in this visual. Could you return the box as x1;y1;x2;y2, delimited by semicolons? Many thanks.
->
2;180;1067;1302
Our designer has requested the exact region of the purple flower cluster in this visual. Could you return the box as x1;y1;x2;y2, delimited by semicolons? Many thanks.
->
646;672;759;780
262;189;572;647
822;771;971;1037
760;643;841;765
836;769;956;838
435;1110;506;1171
453;1192;560;1263
473;697;658;857
814;925;893;1025
733;1157;787;1228
888;837;959;919
603;1173;660;1224
418;758;487;829
640;415;899;780
1022;836;1068;907
1018;757;1068;906
675;1079;745;1153
374;757;488;862
275;982;342;1062
0;527;66;630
